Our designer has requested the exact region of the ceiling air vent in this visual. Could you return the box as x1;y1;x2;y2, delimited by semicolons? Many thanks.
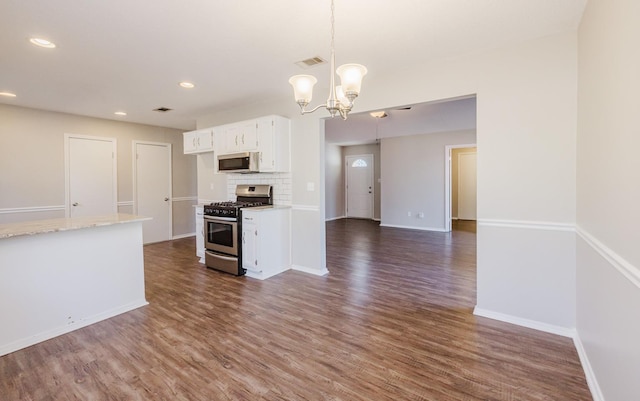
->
295;56;326;69
153;107;172;113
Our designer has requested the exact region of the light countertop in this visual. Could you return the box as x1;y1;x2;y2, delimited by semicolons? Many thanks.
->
0;213;151;240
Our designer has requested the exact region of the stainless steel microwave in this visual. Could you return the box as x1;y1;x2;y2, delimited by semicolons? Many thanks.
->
217;152;259;173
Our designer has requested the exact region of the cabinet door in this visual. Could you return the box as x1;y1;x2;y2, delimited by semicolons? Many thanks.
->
195;207;204;260
196;130;214;152
183;129;213;154
237;121;258;151
242;219;259;271
183;131;199;154
257;117;275;172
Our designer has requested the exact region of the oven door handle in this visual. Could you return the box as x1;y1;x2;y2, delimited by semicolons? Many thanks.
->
204;216;237;222
205;251;237;262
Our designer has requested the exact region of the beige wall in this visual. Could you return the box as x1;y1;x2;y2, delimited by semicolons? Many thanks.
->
382;131;476;230
0;104;197;237
577;0;640;399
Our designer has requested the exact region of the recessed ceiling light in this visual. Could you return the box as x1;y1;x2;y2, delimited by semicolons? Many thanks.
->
114;111;127;116
179;82;195;89
0;92;17;98
29;38;56;48
370;111;388;118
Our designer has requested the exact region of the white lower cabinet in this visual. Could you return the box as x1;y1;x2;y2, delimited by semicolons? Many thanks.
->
242;207;291;280
195;206;205;263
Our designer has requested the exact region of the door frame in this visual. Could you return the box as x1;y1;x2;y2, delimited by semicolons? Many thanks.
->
132;140;173;239
345;153;374;219
64;133;118;218
444;143;476;232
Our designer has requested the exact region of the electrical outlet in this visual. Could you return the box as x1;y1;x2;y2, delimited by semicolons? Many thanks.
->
407;211;412;217
419;212;425;218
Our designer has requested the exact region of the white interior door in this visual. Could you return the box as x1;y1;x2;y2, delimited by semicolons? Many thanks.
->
346;154;373;219
134;141;172;244
458;152;477;220
66;135;117;218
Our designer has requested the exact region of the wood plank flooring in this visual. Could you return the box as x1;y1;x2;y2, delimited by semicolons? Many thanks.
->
0;218;591;400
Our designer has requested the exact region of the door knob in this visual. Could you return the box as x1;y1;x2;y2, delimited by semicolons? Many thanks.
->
72;202;78;206
164;197;170;201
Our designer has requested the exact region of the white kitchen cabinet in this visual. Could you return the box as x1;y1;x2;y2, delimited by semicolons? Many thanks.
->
195;205;205;263
223;120;258;153
183;129;214;154
242;207;291;280
256;115;291;172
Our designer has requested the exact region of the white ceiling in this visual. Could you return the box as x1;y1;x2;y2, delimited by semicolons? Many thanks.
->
0;1;586;131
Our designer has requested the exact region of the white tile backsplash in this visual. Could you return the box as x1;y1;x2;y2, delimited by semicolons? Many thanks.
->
226;172;292;206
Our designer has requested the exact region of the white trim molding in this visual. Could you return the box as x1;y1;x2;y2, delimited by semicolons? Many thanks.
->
576;225;640;289
172;196;197;202
172;233;195;240
473;307;576;338
573;335;605;401
379;223;447;232
478;219;575;232
117;201;134;207
325;215;346;222
292;205;320;212
291;264;329;276
0;205;65;214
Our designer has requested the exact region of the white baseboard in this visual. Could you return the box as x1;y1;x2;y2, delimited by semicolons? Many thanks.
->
473;307;576;338
0;300;148;357
573;335;604;401
379;223;446;232
172;232;195;240
291;264;329;276
325;215;346;222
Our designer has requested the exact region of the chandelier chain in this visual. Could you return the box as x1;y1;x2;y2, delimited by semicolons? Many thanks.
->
330;0;335;54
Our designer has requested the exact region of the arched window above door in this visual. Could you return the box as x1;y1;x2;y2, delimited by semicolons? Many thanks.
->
351;159;368;168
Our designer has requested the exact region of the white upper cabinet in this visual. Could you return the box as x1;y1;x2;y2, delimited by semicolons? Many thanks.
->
256;115;291;172
186;116;290;172
183;129;214;154
223;120;258;153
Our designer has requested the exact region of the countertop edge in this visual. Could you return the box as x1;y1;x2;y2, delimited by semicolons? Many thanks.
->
0;213;151;240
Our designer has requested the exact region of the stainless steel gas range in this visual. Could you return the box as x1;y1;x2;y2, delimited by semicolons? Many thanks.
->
203;184;272;276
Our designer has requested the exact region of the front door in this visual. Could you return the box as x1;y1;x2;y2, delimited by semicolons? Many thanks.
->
134;141;172;244
346;154;374;219
66;135;117;218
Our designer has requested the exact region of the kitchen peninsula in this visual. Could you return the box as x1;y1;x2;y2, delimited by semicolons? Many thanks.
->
0;214;149;356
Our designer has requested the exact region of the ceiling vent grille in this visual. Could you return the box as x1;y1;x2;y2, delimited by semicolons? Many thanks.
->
295;56;326;69
153;107;172;112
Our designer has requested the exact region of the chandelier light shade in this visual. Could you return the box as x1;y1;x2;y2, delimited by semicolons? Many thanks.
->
289;0;367;120
336;64;367;96
288;75;318;106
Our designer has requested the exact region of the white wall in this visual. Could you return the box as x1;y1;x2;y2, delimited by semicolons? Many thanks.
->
0;104;197;237
576;0;640;399
381;130;476;231
196;32;578;327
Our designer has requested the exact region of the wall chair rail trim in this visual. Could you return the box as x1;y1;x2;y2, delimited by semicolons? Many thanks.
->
576;225;640;289
477;219;575;232
0;205;65;214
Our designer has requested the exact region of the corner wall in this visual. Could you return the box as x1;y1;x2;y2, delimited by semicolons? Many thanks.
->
576;0;640;399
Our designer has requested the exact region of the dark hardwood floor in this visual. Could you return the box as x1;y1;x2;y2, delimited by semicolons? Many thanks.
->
0;218;591;400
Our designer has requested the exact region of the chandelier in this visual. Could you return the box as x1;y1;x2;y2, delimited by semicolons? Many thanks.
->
288;0;367;120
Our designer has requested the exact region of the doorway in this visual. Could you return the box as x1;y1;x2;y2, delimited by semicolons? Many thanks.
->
65;134;118;218
444;145;477;232
133;141;172;244
345;154;374;219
